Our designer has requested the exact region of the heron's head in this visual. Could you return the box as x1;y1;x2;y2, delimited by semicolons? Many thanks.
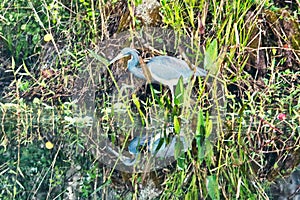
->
110;48;139;65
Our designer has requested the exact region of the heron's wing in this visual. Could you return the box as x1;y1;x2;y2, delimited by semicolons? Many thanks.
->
152;136;189;158
147;56;193;84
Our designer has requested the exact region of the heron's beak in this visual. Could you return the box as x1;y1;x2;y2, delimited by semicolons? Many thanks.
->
109;53;127;65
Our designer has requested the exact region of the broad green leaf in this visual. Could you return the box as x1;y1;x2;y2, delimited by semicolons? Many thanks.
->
204;39;218;73
196;110;205;139
174;137;184;159
206;175;220;200
213;47;226;75
176;156;185;170
196;110;206;163
204;140;215;166
174;115;181;134
175;138;186;170
205;119;213;139
153;138;164;154
174;76;184;105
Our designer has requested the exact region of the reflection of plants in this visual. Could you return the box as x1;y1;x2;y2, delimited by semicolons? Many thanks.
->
0;98;104;199
0;1;46;64
0;58;100;198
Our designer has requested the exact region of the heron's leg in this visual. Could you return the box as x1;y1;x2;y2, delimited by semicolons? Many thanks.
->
170;86;175;106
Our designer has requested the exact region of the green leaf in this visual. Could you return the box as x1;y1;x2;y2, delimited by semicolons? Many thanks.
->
204;39;218;72
174;115;181;134
174;76;184;105
132;93;140;109
196;110;205;139
132;94;146;126
205;119;212;139
206;175;220;200
176;156;185;170
204;140;215;166
153;138;165;154
175;138;186;170
196;110;206;163
174;137;184;159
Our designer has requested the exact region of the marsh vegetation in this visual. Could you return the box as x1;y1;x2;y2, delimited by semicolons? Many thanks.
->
0;0;299;199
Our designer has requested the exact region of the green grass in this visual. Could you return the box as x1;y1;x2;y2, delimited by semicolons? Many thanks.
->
1;0;300;199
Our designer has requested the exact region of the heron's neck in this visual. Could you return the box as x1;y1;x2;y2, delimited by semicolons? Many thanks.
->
127;55;146;80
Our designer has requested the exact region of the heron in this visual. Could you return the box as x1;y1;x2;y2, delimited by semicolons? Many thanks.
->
106;130;189;166
109;47;207;105
107;124;191;166
128;133;189;158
